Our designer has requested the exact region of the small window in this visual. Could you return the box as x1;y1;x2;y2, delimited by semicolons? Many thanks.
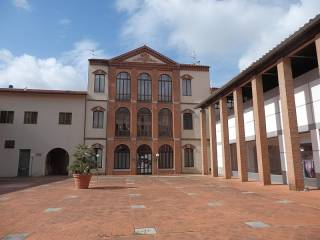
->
94;74;105;93
182;79;192;96
93;111;104;128
184;147;194;167
183;112;193;130
93;148;103;168
24;111;38;124
0;111;14;124
4;140;15;149
59;112;72;125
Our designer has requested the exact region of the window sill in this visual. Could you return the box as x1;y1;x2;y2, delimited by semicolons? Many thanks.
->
137;136;152;139
158;136;173;139
114;136;131;139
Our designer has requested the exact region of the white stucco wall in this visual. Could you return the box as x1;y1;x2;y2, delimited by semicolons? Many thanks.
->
0;92;86;177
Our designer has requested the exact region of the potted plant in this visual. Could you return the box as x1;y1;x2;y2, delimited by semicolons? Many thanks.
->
69;144;95;189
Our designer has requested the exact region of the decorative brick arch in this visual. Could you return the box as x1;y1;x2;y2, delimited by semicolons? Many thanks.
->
93;69;107;75
91;106;106;112
181;74;193;80
92;143;104;149
182;144;196;149
181;109;195;114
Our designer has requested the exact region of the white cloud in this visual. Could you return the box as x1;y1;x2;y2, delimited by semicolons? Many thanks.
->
116;0;320;79
238;0;320;70
59;18;71;25
0;39;106;90
116;0;142;14
12;0;31;10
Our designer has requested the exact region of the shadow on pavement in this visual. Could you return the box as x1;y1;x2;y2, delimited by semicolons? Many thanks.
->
0;176;69;195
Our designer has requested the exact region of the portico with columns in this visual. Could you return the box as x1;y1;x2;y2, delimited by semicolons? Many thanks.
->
197;15;320;190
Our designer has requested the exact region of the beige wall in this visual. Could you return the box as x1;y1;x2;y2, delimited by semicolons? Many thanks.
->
0;93;86;177
85;100;107;139
85;62;109;173
180;70;210;103
87;64;108;101
180;69;210;173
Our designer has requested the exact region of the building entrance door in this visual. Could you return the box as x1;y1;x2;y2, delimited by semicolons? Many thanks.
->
137;145;152;175
18;149;31;176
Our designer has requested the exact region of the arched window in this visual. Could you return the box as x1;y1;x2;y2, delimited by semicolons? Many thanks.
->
158;108;172;137
183;112;193;130
138;73;152;101
158;74;172;102
184;146;194;167
114;145;130;169
158;144;173;169
115;107;130;137
116;72;131;100
137;108;152;137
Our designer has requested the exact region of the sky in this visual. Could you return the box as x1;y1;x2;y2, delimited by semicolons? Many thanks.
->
0;0;319;90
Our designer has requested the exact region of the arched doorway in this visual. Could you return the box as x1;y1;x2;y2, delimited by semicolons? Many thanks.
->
46;148;69;175
137;145;152;175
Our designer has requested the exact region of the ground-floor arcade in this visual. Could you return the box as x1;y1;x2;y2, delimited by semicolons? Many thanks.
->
198;21;320;191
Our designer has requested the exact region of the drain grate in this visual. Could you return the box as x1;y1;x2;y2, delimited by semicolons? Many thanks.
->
208;201;223;207
134;227;156;235
2;233;29;240
44;208;62;213
245;221;270;228
130;205;145;209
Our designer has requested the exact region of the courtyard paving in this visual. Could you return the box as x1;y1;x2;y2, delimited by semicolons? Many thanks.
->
1;175;320;239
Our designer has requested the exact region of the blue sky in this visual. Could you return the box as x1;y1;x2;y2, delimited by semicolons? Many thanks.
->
0;0;319;90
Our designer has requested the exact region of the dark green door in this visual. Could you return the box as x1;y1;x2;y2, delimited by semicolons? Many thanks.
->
18;149;31;177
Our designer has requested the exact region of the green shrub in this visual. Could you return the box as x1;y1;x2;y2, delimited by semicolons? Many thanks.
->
69;144;95;174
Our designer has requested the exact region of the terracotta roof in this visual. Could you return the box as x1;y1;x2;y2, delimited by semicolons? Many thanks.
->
196;14;320;109
0;88;87;96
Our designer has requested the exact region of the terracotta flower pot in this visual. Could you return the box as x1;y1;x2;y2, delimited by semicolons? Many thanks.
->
73;174;92;189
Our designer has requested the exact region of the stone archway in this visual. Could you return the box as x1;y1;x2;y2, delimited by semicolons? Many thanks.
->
46;148;69;175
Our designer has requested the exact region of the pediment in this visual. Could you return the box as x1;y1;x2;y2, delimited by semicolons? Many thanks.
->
110;45;177;65
124;52;166;64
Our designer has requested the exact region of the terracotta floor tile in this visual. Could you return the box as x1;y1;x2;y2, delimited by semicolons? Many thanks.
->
1;175;320;239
